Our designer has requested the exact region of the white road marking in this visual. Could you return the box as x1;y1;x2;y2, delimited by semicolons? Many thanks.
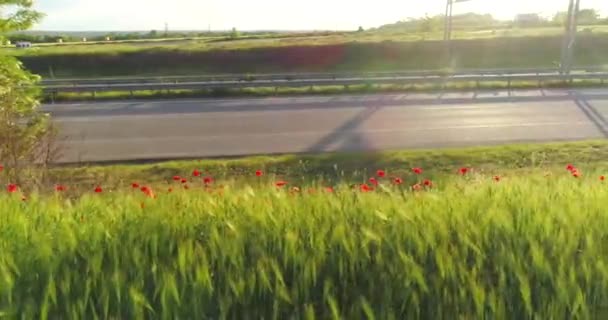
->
60;121;593;144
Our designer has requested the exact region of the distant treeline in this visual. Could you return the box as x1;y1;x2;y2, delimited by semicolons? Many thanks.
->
6;31;226;43
6;30;344;44
375;10;608;32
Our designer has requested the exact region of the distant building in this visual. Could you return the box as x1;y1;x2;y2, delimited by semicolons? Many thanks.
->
82;37;87;42
515;13;545;27
57;38;63;43
105;36;111;41
15;41;32;49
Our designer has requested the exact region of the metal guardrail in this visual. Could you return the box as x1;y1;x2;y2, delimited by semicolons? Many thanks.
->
40;67;608;87
41;68;608;99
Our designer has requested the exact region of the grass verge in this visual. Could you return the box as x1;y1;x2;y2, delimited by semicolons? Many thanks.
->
45;140;608;191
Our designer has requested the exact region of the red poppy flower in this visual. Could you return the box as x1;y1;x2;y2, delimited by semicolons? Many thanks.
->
203;176;214;185
55;185;67;192
412;167;423;175
94;186;103;193
140;186;155;198
494;175;501;182
181;178;187;184
360;184;374;192
412;183;422;191
192;169;201;177
601;176;606;181
173;176;181;181
566;164;575;172
376;170;386;178
572;170;581;178
393;177;403;185
324;186;334;193
0;165;3;172
256;170;264;177
369;177;379;186
131;182;140;189
459;167;469;175
423;179;433;187
275;181;288;187
7;184;18;193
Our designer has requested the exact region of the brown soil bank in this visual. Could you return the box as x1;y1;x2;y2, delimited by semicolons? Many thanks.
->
19;35;608;78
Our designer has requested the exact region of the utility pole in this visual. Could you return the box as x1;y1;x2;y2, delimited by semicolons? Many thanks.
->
560;0;580;74
444;0;471;66
444;0;452;41
560;0;574;72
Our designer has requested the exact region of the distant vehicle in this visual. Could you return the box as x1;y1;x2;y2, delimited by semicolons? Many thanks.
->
15;41;32;49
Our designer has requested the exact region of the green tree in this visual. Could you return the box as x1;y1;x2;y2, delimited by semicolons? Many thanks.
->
552;11;569;26
578;9;600;25
230;27;240;39
553;9;601;26
418;15;436;32
1;1;55;182
0;1;43;34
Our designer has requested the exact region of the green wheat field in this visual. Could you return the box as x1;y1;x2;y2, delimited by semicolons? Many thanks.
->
2;164;608;319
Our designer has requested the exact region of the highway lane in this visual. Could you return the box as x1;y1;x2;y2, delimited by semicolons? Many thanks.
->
43;89;608;163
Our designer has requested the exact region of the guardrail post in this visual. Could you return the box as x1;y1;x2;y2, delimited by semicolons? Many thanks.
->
92;91;96;100
130;90;134;98
507;79;512;90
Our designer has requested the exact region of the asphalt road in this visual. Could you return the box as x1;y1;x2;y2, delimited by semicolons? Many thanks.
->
44;89;608;163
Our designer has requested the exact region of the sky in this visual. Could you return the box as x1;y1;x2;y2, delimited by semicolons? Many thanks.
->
33;0;608;31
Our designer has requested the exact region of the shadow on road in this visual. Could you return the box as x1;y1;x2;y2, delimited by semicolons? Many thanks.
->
572;94;608;138
306;106;381;152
